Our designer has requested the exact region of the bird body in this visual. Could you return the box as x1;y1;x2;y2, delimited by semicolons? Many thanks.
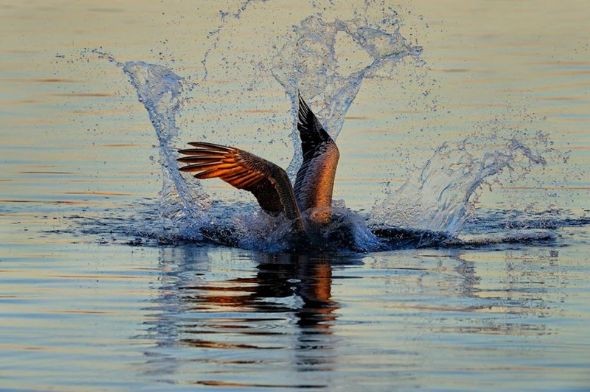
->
178;93;339;245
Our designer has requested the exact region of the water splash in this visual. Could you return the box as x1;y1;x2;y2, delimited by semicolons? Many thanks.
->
270;13;422;176
75;3;587;252
114;3;421;250
201;0;270;80
370;131;556;235
123;62;210;239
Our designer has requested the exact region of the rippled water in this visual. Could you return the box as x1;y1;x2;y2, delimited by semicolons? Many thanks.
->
1;1;590;390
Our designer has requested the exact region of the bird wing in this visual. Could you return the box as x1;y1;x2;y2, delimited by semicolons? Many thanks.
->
294;93;340;213
178;142;302;225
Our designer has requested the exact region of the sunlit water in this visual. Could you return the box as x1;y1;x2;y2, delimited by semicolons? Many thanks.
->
1;1;590;390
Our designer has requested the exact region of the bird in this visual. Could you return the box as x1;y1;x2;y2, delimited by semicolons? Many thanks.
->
177;92;340;244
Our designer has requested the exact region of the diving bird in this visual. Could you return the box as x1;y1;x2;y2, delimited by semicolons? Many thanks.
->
177;93;339;240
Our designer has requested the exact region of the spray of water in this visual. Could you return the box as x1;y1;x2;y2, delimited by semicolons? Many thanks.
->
112;4;422;250
370;131;555;235
270;14;422;176
76;3;585;251
123;62;210;240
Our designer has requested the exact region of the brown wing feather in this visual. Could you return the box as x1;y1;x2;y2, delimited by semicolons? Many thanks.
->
178;142;303;227
294;93;340;216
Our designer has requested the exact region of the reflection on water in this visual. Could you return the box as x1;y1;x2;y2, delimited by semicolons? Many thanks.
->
145;248;350;388
129;244;585;390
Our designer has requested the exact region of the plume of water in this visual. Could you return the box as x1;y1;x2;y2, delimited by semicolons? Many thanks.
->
116;4;423;248
91;3;576;251
270;13;422;177
371;131;554;235
123;62;210;239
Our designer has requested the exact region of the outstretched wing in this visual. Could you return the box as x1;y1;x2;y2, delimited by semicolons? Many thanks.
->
294;93;340;214
178;142;302;224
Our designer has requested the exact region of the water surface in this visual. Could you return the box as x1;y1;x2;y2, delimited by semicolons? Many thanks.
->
1;1;589;390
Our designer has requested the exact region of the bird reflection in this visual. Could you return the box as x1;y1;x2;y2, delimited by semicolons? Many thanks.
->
249;254;339;372
143;245;361;386
178;253;339;356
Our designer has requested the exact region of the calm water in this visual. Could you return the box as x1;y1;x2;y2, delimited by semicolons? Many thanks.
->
1;1;590;391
